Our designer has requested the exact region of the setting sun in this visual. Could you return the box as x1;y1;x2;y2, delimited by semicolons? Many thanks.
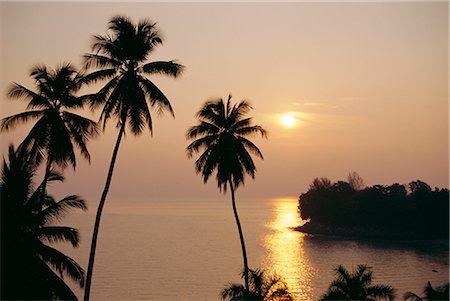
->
281;115;296;127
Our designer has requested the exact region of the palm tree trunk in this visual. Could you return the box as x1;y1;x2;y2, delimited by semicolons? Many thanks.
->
37;154;53;207
84;122;125;301
229;180;250;293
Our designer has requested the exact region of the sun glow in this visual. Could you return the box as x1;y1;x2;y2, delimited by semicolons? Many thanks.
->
281;114;296;127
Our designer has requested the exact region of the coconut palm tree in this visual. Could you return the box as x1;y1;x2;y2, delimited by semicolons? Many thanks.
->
81;15;184;300
1;144;87;300
221;268;294;301
0;63;98;196
404;281;449;301
186;95;267;292
320;264;395;301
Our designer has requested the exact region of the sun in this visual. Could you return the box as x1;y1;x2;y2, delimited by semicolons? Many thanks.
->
281;114;296;127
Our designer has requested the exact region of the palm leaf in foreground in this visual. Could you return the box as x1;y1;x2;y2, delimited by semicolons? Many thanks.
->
320;264;395;301
221;268;293;301
1;145;87;300
404;281;449;301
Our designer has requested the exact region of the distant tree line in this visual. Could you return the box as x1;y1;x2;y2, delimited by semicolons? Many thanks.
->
298;173;449;239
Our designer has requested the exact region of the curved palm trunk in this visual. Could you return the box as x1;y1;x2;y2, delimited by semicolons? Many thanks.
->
229;180;250;293
84;122;125;301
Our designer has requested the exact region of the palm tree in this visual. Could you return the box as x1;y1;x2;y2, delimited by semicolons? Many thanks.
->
404;281;449;301
81;15;184;300
186;95;267;292
320;264;395;301
221;268;294;301
0;63;98;196
1;144;87;300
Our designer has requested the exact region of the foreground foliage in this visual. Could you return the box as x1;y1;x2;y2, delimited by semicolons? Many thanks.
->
404;281;449;301
221;268;293;301
320;264;395;301
1;145;87;300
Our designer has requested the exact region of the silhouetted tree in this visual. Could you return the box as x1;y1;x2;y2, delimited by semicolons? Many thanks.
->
1;145;86;300
82;15;184;301
187;95;267;293
310;177;332;191
320;265;395;301
0;63;98;197
347;171;365;190
404;281;449;301
221;268;293;301
409;180;432;195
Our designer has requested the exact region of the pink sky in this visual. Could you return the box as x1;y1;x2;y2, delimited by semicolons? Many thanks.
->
1;2;448;202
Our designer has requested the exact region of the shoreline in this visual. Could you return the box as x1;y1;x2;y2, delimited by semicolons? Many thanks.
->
294;222;450;241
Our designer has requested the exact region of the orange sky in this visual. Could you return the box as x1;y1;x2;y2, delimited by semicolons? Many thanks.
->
1;2;448;201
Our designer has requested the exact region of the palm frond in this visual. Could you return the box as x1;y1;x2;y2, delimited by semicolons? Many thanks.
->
37;226;80;247
90;76;120;111
62;112;99;162
81;68;117;85
403;291;422;301
14;115;51;167
221;284;246;300
36;195;87;225
247;268;264;294
235;125;268;139
139;76;174;117
269;288;294;301
186;121;220;140
229;100;253;123
8;83;51;110
30;64;50;82
46;119;77;169
42;265;80;299
335;265;352;283
0;110;45;131
195;99;223;124
238;137;264;159
46;169;64;183
98;76;126;128
142;60;185;78
367;285;395;301
186;135;217;158
37;244;85;287
83;53;122;70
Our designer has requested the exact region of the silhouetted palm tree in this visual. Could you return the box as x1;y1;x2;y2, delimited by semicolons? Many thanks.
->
187;95;267;292
0;63;98;196
82;15;184;300
1;145;87;300
404;281;449;301
320;264;395;301
221;268;294;301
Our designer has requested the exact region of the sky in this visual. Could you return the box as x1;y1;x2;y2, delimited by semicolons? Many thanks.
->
0;1;448;202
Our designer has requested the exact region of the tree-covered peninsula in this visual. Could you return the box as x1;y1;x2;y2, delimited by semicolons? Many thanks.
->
297;175;449;240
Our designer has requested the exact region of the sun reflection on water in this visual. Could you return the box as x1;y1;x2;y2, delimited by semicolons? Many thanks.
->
263;197;316;301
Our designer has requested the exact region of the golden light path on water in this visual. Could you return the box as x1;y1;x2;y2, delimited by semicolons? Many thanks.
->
263;197;317;301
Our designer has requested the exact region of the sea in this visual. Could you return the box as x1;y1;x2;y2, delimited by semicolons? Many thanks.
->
57;197;449;301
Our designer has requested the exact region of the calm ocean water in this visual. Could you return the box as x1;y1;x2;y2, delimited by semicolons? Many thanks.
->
58;197;449;301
